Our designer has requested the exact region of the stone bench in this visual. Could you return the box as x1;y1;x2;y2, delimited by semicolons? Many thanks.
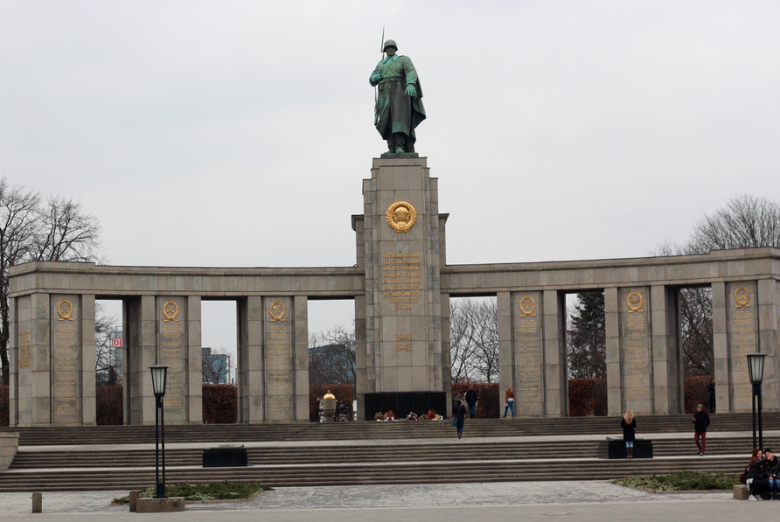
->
598;437;653;459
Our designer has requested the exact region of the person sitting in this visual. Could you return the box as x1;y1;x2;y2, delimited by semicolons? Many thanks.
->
764;448;780;500
747;448;769;500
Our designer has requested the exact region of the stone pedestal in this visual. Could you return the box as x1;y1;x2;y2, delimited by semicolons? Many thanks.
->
355;156;448;419
136;497;185;513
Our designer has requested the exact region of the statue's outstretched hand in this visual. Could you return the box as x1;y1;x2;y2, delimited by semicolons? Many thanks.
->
371;73;382;83
404;84;417;97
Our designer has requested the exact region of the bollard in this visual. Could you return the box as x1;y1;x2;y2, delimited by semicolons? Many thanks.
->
32;492;42;513
129;491;139;512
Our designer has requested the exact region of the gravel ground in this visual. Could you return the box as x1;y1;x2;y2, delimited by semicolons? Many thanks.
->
0;480;733;515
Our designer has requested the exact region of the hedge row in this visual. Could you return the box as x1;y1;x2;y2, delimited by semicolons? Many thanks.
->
202;384;238;424
452;382;500;418
684;376;713;414
97;385;123;425
568;379;608;417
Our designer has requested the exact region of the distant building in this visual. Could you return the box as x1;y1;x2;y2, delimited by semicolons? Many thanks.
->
202;347;230;384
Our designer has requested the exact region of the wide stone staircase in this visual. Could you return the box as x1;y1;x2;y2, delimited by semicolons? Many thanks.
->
0;413;774;492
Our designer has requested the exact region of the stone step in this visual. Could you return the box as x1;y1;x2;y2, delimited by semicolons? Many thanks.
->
3;412;772;446
0;456;748;492
9;435;775;469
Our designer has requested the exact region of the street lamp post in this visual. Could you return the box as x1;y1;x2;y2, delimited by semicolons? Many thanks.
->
747;353;766;450
149;365;169;499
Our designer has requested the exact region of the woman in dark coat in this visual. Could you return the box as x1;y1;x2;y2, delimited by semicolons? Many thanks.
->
747;448;769;500
453;400;468;440
621;410;636;459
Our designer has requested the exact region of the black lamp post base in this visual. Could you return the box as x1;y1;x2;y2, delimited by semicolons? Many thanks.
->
154;483;168;499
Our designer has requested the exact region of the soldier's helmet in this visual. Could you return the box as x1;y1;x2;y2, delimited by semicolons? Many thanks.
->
383;39;398;52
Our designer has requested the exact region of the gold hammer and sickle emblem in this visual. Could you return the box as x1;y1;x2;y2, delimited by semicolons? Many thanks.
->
735;287;751;308
57;299;74;321
386;201;418;233
163;301;179;322
269;301;286;322
519;296;536;317
627;292;644;313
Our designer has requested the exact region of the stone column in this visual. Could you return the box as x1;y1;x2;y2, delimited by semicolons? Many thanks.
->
238;296;264;423
440;292;452;418
186;296;202;424
49;294;83;425
650;285;681;414
8;296;18;426
712;282;731;412
293;296;309;422
604;287;622;416
618;286;653;415
354;294;368;418
757;279;779;411
726;281;759;412
543;290;566;417
126;296;157;425
510;291;546;416
359;156;446;418
27;294;51;426
497;291;513;416
80;295;96;425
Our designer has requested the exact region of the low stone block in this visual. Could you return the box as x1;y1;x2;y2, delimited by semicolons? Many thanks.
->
734;484;750;500
128;491;139;512
32;492;42;513
136;497;185;513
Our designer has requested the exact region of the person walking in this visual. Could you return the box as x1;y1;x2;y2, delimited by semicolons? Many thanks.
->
764;448;780;499
503;385;515;418
708;378;716;413
465;387;478;419
453;399;468;440
747;449;769;500
621;410;637;459
692;404;710;455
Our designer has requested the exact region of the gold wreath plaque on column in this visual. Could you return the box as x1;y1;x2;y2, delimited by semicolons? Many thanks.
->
386;201;417;233
735;287;751;308
519;296;536;317
269;301;286;322
627;292;643;313
163;301;179;322
57;300;74;321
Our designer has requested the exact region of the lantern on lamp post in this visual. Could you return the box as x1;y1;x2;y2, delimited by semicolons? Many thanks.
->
149;365;168;498
747;353;766;450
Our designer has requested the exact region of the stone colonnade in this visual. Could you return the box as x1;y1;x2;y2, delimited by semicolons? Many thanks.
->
7;156;780;426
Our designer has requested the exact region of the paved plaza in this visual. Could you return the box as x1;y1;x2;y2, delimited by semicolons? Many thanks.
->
0;480;764;520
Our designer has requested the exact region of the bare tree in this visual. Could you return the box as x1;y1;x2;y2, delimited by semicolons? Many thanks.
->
202;347;234;384
0;178;102;384
94;304;122;385
308;324;356;386
449;298;499;383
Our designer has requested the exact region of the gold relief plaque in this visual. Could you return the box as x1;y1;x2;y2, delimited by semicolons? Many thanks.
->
386;201;417;233
269;301;286;322
162;301;179;322
519;296;536;317
56;299;74;321
627;292;644;313
735;286;751;308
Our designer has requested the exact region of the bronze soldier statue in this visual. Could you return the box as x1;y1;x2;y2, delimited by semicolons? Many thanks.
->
369;40;426;154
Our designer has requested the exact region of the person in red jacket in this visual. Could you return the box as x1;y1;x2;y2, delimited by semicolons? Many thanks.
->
503;385;515;418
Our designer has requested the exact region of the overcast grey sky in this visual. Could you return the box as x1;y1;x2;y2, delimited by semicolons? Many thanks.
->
3;1;778;357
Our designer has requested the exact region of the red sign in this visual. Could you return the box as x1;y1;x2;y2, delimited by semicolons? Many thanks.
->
112;338;123;348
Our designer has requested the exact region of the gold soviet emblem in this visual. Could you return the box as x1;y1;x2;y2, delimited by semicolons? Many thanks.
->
519;296;536;317
162;301;179;322
57;299;74;321
735;287;751;308
269;301;286;322
627;292;643;313
386;201;417;233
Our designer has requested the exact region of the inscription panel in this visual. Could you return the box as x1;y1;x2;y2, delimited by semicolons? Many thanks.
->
619;288;652;412
265;297;293;419
382;253;423;310
159;298;187;422
727;282;757;405
51;296;81;424
513;292;544;413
